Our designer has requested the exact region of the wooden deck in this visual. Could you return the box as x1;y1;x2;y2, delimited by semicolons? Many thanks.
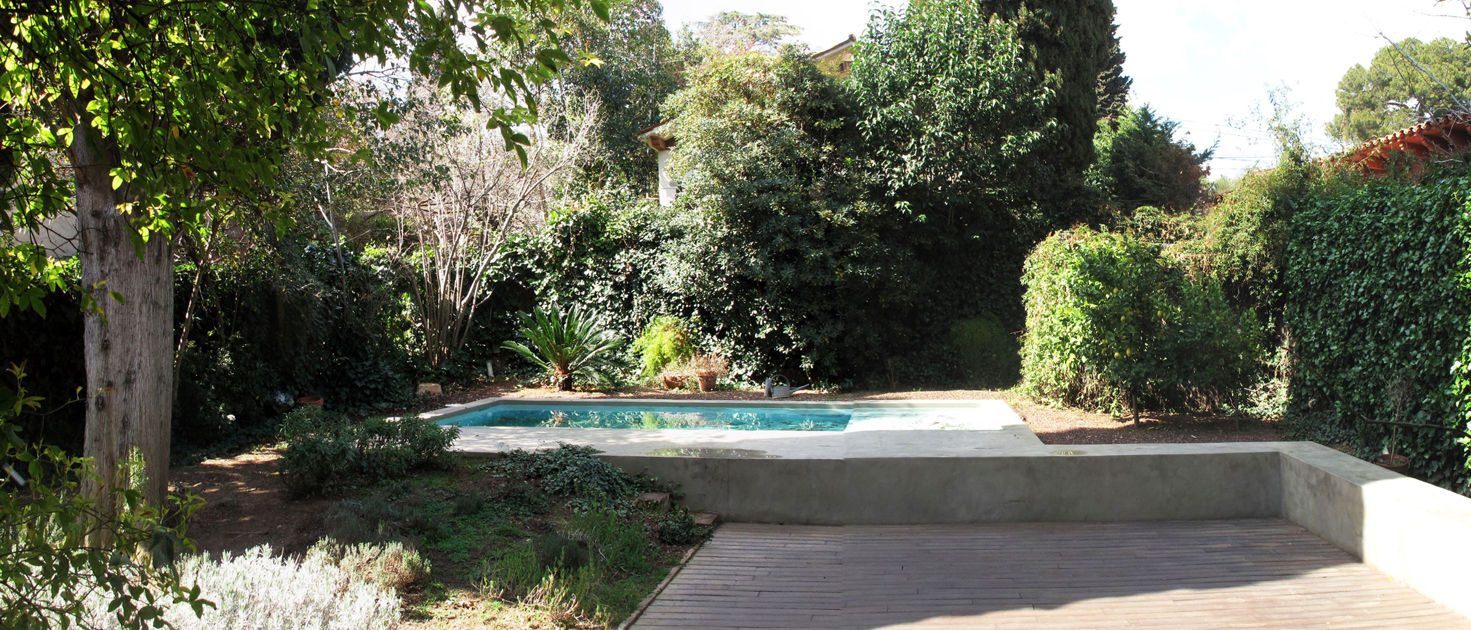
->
633;520;1469;629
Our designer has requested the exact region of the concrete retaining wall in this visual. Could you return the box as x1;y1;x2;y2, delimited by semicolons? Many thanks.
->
1279;443;1471;619
608;450;1282;524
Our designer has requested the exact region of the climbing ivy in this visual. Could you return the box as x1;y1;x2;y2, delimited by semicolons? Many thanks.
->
1282;166;1471;491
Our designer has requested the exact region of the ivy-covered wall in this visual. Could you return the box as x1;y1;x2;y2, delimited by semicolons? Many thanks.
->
1283;168;1471;491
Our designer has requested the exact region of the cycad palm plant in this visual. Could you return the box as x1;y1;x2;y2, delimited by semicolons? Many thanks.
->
502;304;625;391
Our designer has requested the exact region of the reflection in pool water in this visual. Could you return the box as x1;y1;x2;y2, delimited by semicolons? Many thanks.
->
438;403;850;431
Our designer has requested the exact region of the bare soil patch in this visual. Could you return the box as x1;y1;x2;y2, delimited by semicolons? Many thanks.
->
1000;393;1282;444
170;450;333;557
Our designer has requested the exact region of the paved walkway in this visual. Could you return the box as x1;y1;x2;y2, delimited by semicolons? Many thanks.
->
634;520;1469;629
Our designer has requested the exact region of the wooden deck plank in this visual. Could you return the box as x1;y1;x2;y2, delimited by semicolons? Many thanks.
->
633;519;1470;629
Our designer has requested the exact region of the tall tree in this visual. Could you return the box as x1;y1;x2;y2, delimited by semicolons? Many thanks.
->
551;0;682;189
681;11;800;59
1090;105;1212;212
1096;23;1132;122
661;52;892;381
0;0;605;522
851;0;1058;375
1329;37;1471;144
975;0;1119;219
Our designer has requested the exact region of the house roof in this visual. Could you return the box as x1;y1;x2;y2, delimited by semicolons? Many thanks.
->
810;35;856;63
1339;112;1471;175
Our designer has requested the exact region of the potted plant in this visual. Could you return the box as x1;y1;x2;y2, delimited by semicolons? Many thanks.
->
1374;423;1410;474
658;359;690;390
1370;380;1412;474
690;354;727;392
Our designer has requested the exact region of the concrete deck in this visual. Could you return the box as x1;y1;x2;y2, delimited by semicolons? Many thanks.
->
633;520;1471;629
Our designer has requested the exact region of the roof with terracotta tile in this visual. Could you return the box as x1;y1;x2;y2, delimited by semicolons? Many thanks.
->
1339;111;1471;175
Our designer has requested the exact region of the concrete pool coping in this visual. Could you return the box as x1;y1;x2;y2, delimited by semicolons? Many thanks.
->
426;397;1047;458
426;396;1471;619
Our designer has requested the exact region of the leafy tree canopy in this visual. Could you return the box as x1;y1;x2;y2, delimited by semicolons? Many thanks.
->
974;0;1120;203
853;0;1055;237
680;11;801;60
1328;36;1471;144
1090;105;1213;212
1;0;607;306
550;0;682;190
661;52;894;380
0;0;606;510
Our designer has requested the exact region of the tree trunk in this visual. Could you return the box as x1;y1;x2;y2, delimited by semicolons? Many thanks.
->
72;123;174;536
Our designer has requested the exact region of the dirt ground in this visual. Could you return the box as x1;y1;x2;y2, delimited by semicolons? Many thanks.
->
170;450;334;557
1005;396;1282;444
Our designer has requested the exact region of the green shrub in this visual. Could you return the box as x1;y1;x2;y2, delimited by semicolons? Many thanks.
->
278;405;350;441
280;429;358;496
0;369;206;629
280;415;459;496
1020;228;1262;415
355;416;459;481
490;444;648;509
655;507;705;546
502;304;627;391
631;316;694;379
1283;168;1471;490
307;537;431;593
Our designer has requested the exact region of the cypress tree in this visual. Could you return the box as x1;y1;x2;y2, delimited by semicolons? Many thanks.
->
976;0;1121;223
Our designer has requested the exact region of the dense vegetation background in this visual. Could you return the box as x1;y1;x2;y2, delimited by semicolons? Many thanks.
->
3;0;1470;493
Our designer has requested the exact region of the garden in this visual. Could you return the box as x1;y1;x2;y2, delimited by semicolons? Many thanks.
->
3;0;1471;627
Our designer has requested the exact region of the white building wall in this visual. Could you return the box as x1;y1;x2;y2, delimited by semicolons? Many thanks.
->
14;212;79;258
656;149;677;207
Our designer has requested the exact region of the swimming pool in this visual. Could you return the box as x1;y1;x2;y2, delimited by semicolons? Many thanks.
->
435;401;852;431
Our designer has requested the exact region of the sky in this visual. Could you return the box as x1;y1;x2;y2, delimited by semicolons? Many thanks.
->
662;0;1471;177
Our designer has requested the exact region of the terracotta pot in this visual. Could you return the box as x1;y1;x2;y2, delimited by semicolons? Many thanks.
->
297;395;324;407
696;370;718;392
661;375;687;390
1374;453;1410;475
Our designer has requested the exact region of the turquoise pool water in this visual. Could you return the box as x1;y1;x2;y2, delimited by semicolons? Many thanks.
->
436;403;850;431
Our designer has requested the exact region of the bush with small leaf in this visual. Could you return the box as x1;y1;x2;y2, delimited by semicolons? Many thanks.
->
280;414;459;496
307;537;430;592
278;405;349;441
150;546;401;630
1020;227;1262;415
631;316;695;379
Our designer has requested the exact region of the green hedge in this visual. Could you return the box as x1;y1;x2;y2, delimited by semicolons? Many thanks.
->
1021;227;1261;414
1283;169;1471;490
